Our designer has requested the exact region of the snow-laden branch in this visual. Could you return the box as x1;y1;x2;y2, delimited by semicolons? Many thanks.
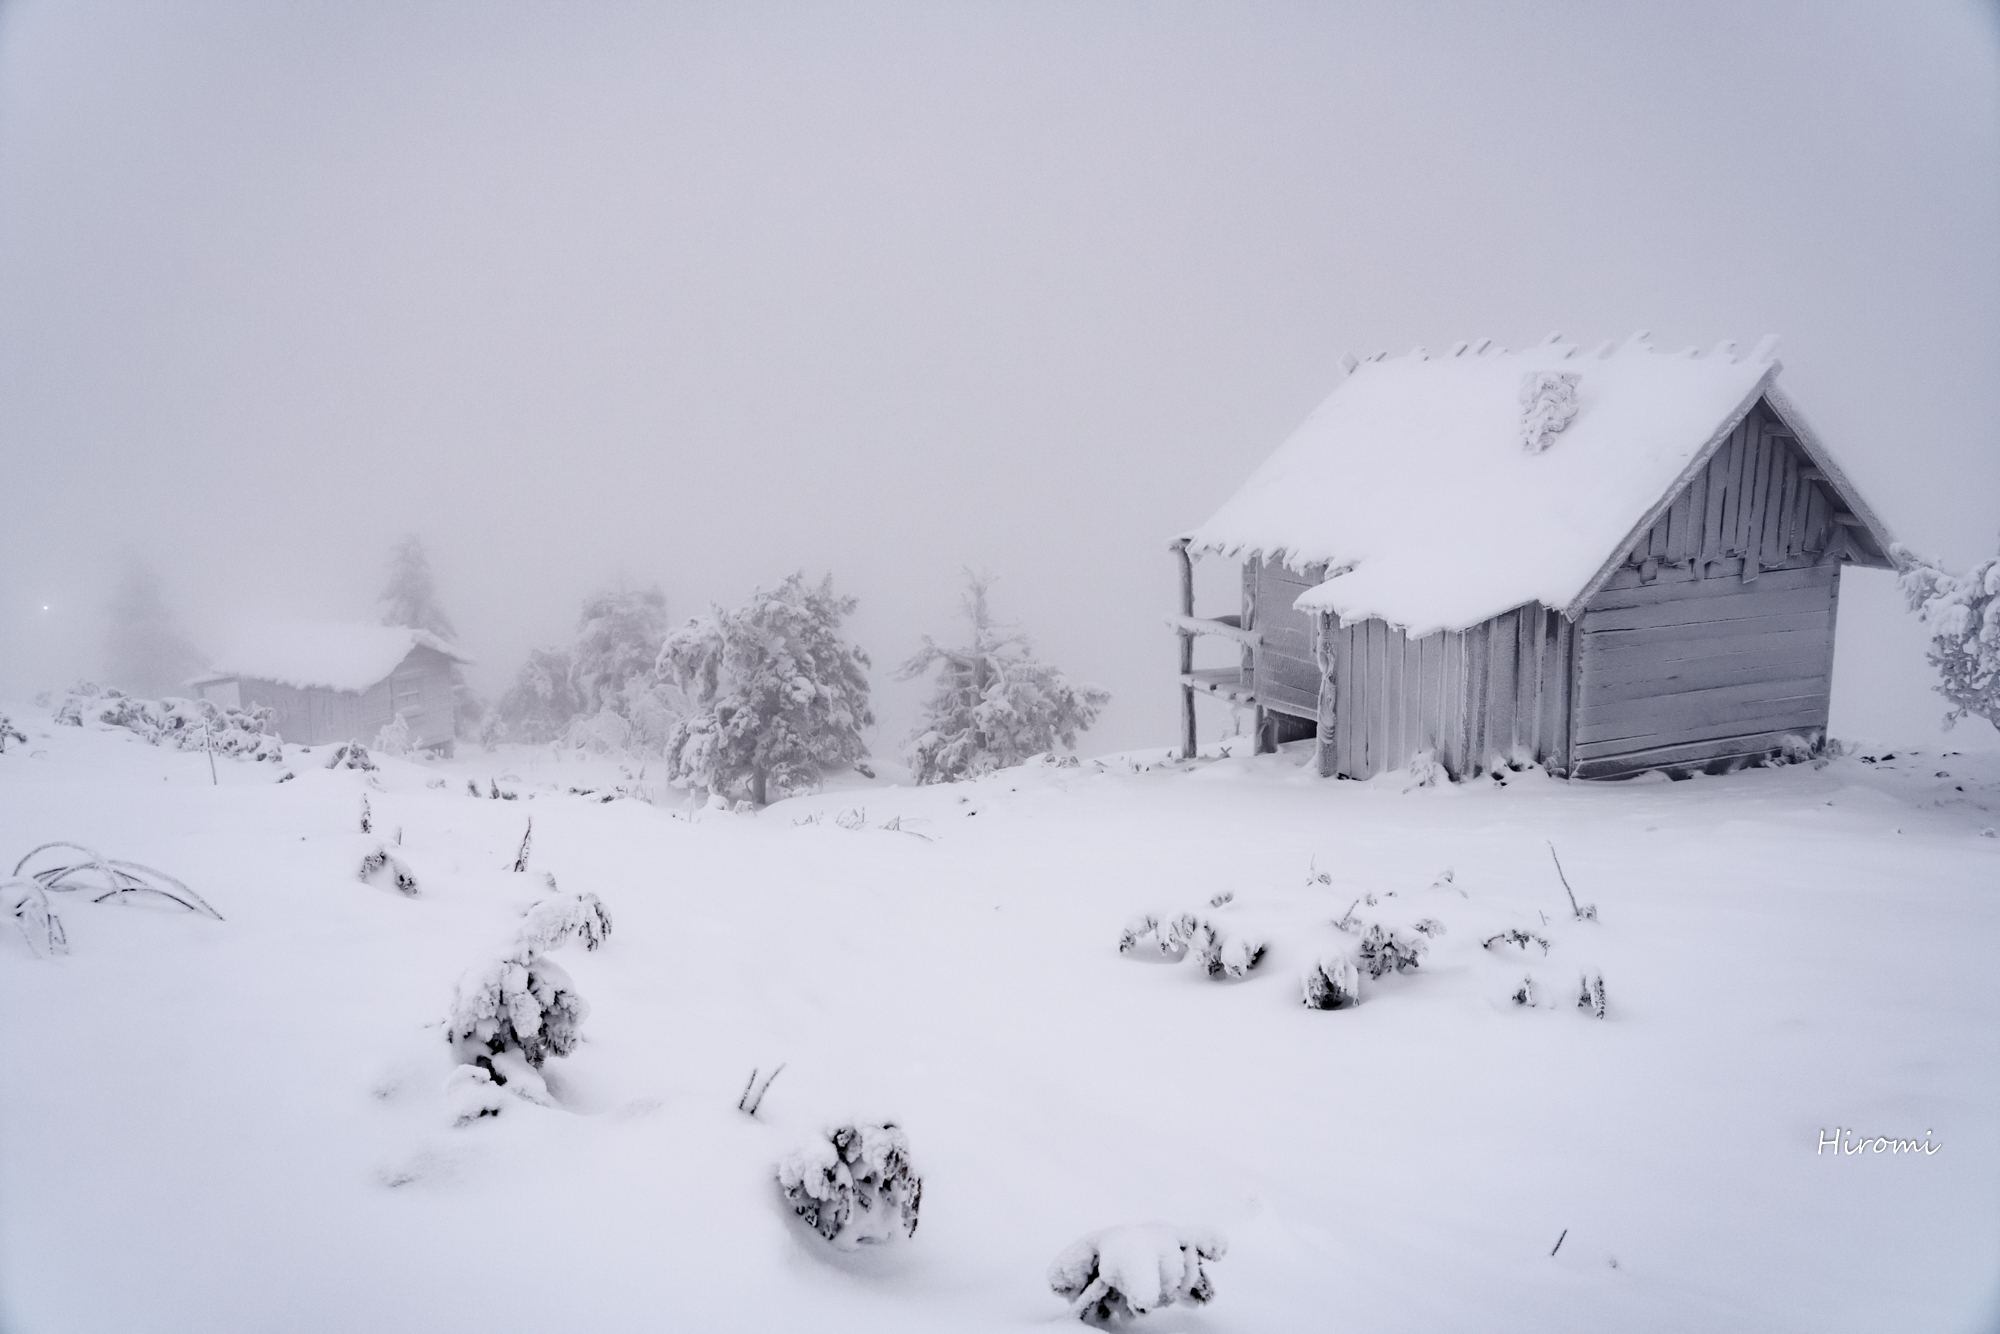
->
1166;615;1261;650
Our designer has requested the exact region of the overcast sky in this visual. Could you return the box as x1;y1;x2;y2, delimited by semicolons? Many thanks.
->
2;0;1996;754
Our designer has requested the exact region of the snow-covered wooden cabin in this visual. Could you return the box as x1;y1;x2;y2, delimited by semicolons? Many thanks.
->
190;623;468;754
1173;334;1897;780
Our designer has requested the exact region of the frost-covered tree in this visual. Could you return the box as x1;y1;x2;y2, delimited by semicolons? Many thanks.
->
657;572;874;805
103;555;203;699
1897;544;2000;730
494;646;582;743
377;535;457;641
895;573;1109;784
571;586;671;720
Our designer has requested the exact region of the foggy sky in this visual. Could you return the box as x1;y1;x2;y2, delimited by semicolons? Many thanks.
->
3;0;1997;755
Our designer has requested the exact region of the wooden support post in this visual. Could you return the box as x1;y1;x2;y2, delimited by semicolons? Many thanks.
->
1174;540;1197;760
1313;611;1338;777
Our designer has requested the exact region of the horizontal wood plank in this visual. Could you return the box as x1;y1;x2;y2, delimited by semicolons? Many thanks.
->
1580;581;1833;633
1586;561;1829;611
1578;646;1831;700
1572;727;1823;779
1581;617;1833;660
1574;700;1829;757
1577;675;1831;734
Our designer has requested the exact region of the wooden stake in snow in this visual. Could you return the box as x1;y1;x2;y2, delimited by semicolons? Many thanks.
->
511;817;533;873
203;725;218;786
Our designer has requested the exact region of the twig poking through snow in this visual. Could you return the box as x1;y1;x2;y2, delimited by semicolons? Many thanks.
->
737;1064;785;1116
1551;1229;1567;1256
359;795;372;835
511;818;533;873
1548;843;1598;921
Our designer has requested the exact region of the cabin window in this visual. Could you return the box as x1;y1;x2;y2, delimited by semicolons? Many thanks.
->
392;674;424;717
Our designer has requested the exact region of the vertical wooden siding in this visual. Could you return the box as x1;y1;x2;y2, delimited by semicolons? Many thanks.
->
1571;400;1847;778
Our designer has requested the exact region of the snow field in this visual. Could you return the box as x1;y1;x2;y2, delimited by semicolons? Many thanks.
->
2;716;1997;1332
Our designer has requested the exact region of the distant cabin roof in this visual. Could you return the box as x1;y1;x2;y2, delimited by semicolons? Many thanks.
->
1183;334;1883;637
197;623;467;694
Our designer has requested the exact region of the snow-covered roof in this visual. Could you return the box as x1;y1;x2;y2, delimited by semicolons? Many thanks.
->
1184;334;1842;636
196;623;467;694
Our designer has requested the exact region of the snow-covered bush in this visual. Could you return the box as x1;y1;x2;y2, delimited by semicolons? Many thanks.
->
1578;973;1607;1018
516;883;613;953
51;686;282;763
777;1122;922;1248
658;572;874;806
895;572;1109;784
7;843;221;950
359;846;418;895
1048;1224;1227;1326
324;741;376;770
494;646;583;744
1117;912;1196;961
1355;922;1425;978
1188;919;1266;979
446;950;587;1077
1300;953;1358;1009
1897;544;2000;730
492;587;675;748
0;713;25;752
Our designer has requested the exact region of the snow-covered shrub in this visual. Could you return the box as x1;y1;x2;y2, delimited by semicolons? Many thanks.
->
446;950;587;1073
1355;923;1425;978
1049;1224;1226;1326
1511;975;1538;1006
494;646;583;744
50;687;282;763
1482;927;1550;955
13;841;222;919
1578;973;1607;1018
516;883;613;953
777;1122;922;1248
444;1062;506;1126
1896;544;2000;730
359;846;418;895
324;741;376;770
1519;371;1580;454
1300;953;1358;1010
1117;912;1196;961
0;713;26;752
658;572;874;805
1188;919;1266;980
491;587;675;748
895;572;1109;784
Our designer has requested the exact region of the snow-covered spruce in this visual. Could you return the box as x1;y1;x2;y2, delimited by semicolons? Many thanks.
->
1300;953;1359;1009
894;572;1109;784
372;712;414;757
1048;1224;1227;1326
1578;973;1607;1018
658;572;874;806
1354;922;1425;979
776;1122;922;1248
1897;543;2000;730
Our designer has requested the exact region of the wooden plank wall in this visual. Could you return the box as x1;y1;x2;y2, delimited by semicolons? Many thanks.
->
1571;402;1847;779
1248;557;1326;719
1323;607;1572;780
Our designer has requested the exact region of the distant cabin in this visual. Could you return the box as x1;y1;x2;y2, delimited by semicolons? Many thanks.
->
1172;334;1897;781
190;623;469;754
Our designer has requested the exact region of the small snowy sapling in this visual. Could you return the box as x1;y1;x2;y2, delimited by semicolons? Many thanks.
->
1896;543;2000;730
1189;920;1266;980
1578;973;1607;1019
359;846;418;895
1048;1224;1227;1326
895;572;1109;784
1355;923;1424;979
0;714;26;753
1117;912;1196;962
777;1122;922;1248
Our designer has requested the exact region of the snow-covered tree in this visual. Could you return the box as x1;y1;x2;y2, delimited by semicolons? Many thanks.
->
103;555;203;699
571;586;671;720
1049;1224;1226;1326
894;573;1109;784
657;572;874;805
377;535;457;641
1897;544;2000;730
494;646;581;743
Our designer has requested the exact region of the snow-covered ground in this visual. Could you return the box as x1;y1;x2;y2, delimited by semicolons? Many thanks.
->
3;710;1997;1333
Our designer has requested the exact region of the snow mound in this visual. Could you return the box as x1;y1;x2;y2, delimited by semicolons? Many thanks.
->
1048;1222;1227;1325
